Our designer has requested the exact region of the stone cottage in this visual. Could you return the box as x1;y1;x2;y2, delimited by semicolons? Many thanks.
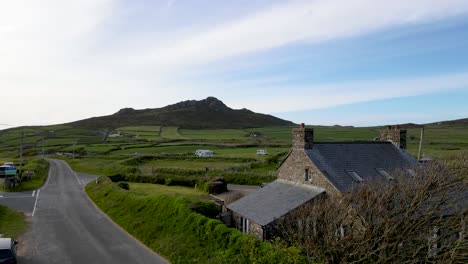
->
226;124;419;240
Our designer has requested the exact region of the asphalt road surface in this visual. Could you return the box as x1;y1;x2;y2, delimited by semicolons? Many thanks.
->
0;188;36;213
16;159;168;264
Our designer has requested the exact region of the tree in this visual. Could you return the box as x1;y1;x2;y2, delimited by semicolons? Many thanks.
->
276;158;467;263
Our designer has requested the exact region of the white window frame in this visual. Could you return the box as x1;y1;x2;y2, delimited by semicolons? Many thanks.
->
240;217;249;234
305;168;312;181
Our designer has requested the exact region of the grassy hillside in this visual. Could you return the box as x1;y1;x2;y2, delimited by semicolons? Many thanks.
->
86;177;306;263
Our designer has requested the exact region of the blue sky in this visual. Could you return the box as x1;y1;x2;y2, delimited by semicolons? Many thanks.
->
1;0;468;127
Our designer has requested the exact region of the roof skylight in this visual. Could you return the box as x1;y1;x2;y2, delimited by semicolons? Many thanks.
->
345;170;363;182
376;168;394;180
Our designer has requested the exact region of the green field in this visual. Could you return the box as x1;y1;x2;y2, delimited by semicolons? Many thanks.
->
1;122;467;189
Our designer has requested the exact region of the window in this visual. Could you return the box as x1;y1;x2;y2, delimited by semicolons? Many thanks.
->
345;170;363;182
376;168;394;180
305;168;312;181
240;217;249;234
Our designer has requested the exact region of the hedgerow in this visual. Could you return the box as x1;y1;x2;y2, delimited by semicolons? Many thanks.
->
86;177;307;264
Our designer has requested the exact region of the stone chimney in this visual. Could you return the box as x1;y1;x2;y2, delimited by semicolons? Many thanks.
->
292;123;314;149
380;125;407;149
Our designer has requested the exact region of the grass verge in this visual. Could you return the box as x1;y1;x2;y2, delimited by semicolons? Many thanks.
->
86;177;306;264
1;158;49;192
0;205;28;238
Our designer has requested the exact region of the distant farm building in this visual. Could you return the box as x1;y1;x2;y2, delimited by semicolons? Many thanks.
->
195;149;214;157
256;149;268;155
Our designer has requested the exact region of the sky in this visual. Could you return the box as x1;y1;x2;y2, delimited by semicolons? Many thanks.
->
1;0;468;128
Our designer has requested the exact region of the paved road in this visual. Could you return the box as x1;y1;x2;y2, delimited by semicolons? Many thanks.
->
17;159;168;264
0;188;36;213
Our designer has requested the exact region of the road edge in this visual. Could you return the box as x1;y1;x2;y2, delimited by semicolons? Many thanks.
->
80;177;170;264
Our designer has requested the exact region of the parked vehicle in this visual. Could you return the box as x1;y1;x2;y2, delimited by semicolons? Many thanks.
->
2;162;14;167
0;166;16;178
195;149;214;157
0;238;18;264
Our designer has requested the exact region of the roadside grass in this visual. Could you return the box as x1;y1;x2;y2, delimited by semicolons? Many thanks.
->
0;158;49;192
0;205;28;238
86;178;306;263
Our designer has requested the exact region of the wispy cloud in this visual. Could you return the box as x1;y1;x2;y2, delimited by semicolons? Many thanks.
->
221;72;468;113
0;0;467;127
144;0;468;68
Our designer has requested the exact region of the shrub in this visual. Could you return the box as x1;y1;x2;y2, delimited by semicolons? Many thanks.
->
117;181;129;190
277;161;467;263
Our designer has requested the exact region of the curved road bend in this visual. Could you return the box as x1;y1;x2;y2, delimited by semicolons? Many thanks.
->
18;159;168;264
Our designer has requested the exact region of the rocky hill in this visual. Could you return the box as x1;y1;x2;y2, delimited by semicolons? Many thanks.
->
69;97;295;129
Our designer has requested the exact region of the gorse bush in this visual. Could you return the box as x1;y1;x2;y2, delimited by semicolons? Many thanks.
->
86;177;307;264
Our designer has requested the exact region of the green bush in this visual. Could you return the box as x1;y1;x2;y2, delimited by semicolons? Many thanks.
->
86;177;307;263
117;181;130;190
188;201;219;218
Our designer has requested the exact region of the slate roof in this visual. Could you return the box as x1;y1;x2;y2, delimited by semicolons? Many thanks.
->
305;142;419;192
226;180;324;226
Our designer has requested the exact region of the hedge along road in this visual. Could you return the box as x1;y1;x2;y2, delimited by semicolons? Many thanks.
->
18;159;169;264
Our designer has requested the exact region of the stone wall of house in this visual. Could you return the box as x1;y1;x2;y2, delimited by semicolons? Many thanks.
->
380;126;407;149
249;221;264;240
278;149;339;195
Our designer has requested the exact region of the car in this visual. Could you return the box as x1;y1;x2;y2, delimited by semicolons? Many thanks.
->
0;238;18;264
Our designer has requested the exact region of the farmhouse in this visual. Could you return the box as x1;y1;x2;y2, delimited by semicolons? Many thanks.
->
226;124;419;240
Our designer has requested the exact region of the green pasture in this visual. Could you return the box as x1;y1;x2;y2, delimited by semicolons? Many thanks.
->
1;123;468;169
180;129;249;140
117;126;162;132
160;126;186;139
139;159;248;172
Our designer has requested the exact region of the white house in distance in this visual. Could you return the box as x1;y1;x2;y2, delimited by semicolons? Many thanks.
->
256;149;268;155
195;149;214;157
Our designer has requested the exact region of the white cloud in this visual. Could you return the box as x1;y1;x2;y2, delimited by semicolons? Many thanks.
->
144;0;468;68
1;0;468;127
223;72;468;113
